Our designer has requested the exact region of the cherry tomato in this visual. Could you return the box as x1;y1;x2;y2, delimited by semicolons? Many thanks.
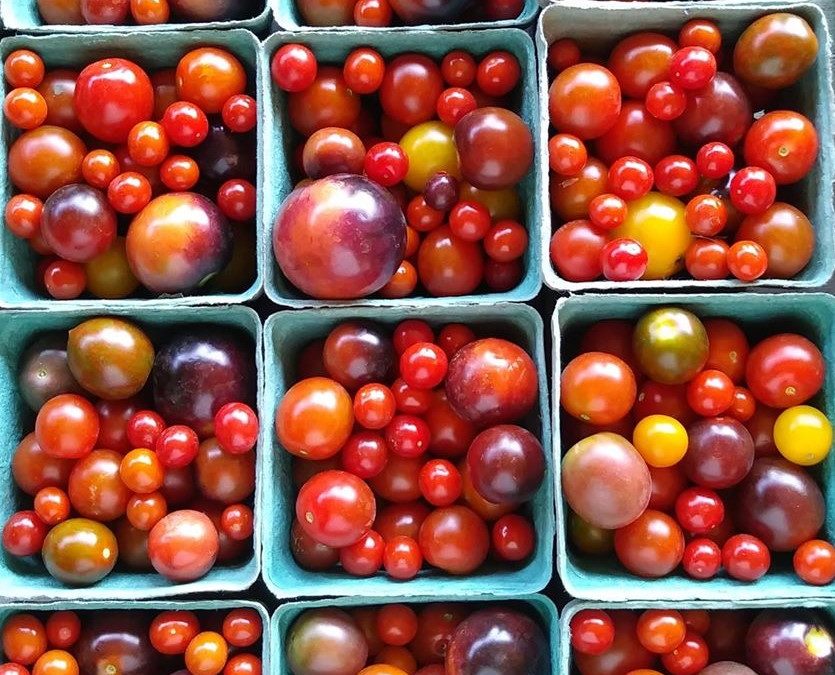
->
600;238;648;281
271;44;318;93
491;514;534;561
744;111;818;185
696;142;734;179
570;609;615;656
549;64;622;140
162;101;209;148
721;534;770;581
176;47;246;114
5;193;43;239
685;194;726;236
376;605;418;647
2;614;47;666
400;343;448;390
184;631;228;675
35;394;99;459
354;0;392;26
614;509;685;578
669;47;716;90
120;448;164;494
645;81;686;121
727;240;768;281
418;459;461;507
794;539;835;585
476;51;520;97
277;377;353;460
654;155;698;197
682;538;722;580
632;415;687;468
365;142;409;187
340;530;385;576
675;487;725;535
588;194;627;231
222;94;257;133
547;39;581;72
126;410;165;451
107;172;152;214
34;487;70;525
560;352;636;425
296;470;375;548
159;154;199;191
636;609;686;654
773;404;832;466
2;510;48;557
548;133;587;176
386;415;430;459
222;608;262;648
685;238;729;280
729;167;776;216
149;610;200;655
5;50;45;88
686;369;734;416
550;220;606;282
607;156;653;201
660;631;709;675
679;20;722;53
4;87;48;130
32;649;78;675
126;492;167;531
344;48;385;95
418;505;489;575
44;612;80;650
483;220;527;262
383;535;422;580
43;261;86;300
745;333;824;408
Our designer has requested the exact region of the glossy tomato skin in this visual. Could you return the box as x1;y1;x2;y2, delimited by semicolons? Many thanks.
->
595;102;676;166
573;611;655;675
561;352;636;425
8;126;86;199
466;424;544;503
75;612;160;675
608;33;676;99
674;73;752;147
614;509;685;578
74;59;153;144
68;449;130;521
288;67;360;137
745;333;824;408
736;202;814;279
148;509;220;582
176;47;246;115
418;506;489;574
296;470;376;548
549;64;622;140
380;54;443;126
633;308;708;384
684;417;755;489
276;377;353;460
286;608;367;675
324;322;394;391
417;225;484;298
551;158;608;222
42;518;118;585
734;13;818;89
744;111;818;185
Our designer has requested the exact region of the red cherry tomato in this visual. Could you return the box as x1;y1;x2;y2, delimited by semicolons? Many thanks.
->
675;487;725;535
271;44;318;93
682;538;722;579
722;534;770;581
491;514;534;561
794;539;835;585
418;459;461;507
569;609;614;656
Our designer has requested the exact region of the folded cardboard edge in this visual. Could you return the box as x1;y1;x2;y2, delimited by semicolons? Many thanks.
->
260;302;555;599
551;292;835;602
536;0;835;293
258;28;543;309
0;29;266;308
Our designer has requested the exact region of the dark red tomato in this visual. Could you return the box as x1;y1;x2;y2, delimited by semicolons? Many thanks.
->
550;220;606;282
436;324;476;359
721;533;770;581
44;612;80;650
608;33;676;98
376;604;418;647
675;487;724;534
340;530;385;576
648;464;688;511
411;604;468;666
580;320;638;372
570;609;615;655
573;611;655;675
418;459;462;507
705;610;751;662
560;352;636;425
491;514;534;561
660;631;709;675
548;64;621;140
370;455;422;503
214;402;259;455
386;414;431;459
682;538;722;579
674;72;752;147
391;378;433;415
380;54;444;126
74;58;154;144
296;470;375;547
745;333;824;407
400;343;448;390
418;506;489;575
341;432;388;479
290;519;338;571
424;390;476;458
634;381;695;425
595;101;676;166
2;510;48;556
374;501;430;541
155;425;199;469
704;319;749;383
95;397;141;454
728;386;756;422
745;404;779;457
35;394;99;460
614;509;685;578
547;39;581;72
271;44;318;92
744;111;818;185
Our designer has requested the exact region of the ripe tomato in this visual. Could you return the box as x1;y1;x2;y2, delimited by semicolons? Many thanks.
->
794;539;835;585
295;470;375;548
631;415;687;468
561;352;636;425
614;510;685;578
743;111;818;185
570;609;615;655
745;333;824;408
773;404;832;465
636;610;686;654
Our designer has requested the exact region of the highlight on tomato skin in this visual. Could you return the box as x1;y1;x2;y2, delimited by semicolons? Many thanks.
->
547;13;820;284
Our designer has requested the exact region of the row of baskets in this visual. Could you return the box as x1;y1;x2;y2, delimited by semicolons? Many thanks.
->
1;291;833;602
0;0;830;309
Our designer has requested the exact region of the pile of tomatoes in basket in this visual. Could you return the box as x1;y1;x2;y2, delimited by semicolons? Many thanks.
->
2;318;258;587
294;0;525;27
0;606;263;675
270;43;532;300
3;45;257;299
570;606;833;675
548;13;820;283
276;319;544;579
35;0;263;25
561;307;835;585
286;602;548;675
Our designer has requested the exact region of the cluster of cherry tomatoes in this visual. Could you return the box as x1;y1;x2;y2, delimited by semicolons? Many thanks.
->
270;43;532;300
548;13;820;283
34;0;263;26
3;45;257;300
276;319;544;580
561;307;834;585
0;606;263;675
3;317;258;587
293;0;525;28
569;606;832;675
286;602;548;675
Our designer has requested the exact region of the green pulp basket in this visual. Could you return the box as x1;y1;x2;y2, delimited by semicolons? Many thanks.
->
0;304;263;600
261;302;554;599
260;29;543;308
1;0;272;33
0;30;264;308
537;1;835;291
271;594;558;675
270;0;539;31
553;292;835;601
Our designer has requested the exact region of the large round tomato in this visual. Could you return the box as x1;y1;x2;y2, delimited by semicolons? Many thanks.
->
735;203;815;279
633;308;709;384
745;333;824;408
607;33;676;99
548;64;621;140
296;470;376;548
743;111;818;184
561;352;637;425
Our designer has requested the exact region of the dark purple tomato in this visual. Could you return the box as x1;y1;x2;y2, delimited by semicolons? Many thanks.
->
736;458;825;551
169;0;260;20
290;519;339;571
74;612;160;675
286;609;368;675
454;108;533;191
445;338;537;427
190;122;256;187
683;417;754;489
389;0;469;23
323;322;394;391
41;183;117;263
466;424;544;504
126;192;233;294
152;327;255;438
446;608;549;675
562;432;651;530
674;72;752;147
17;332;82;412
113;519;152;570
273;174;407;300
745;610;833;675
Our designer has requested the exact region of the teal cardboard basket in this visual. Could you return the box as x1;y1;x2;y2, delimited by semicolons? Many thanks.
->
260;29;543;308
537;1;835;291
1;1;272;33
0;30;264;308
560;599;831;674
0;304;263;600
553;292;835;601
272;594;558;675
0;600;270;671
270;0;538;31
261;303;554;599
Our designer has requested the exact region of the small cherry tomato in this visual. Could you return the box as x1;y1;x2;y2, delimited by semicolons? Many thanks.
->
632;414;688;468
773;404;832;466
794;539;835;585
727;240;768;281
491;514;534;561
214;402;259;454
221;94;257;133
722;534;770;581
682;538;722;579
600;238;648;281
636;609;686;654
271;44;318;92
569;609;614;656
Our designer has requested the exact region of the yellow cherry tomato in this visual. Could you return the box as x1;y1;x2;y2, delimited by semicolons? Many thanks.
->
399;121;460;192
632;414;688;468
459;181;522;221
612;192;691;280
774;404;832;466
